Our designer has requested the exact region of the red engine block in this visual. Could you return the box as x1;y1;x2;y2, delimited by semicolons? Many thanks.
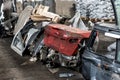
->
44;24;91;56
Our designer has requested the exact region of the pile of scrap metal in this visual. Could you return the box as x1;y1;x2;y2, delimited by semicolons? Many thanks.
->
31;4;60;22
11;3;93;71
11;4;61;56
2;0;120;80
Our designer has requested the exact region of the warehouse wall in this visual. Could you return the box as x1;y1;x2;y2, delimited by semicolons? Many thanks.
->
55;0;75;17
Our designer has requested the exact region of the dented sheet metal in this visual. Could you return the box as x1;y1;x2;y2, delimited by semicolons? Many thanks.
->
81;24;120;80
82;50;120;80
14;6;33;34
11;20;39;56
11;20;49;56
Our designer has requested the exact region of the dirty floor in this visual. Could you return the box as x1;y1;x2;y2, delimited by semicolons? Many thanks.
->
0;37;84;80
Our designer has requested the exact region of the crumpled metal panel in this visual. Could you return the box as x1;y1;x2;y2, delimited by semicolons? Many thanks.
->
11;20;39;56
82;50;120;80
14;6;33;34
11;20;49;56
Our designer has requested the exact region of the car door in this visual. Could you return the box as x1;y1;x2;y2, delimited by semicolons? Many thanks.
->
81;27;120;80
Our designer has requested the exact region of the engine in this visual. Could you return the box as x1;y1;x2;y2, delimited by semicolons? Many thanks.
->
40;47;81;68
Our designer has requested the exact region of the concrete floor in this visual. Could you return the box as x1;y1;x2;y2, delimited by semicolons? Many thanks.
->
0;37;84;80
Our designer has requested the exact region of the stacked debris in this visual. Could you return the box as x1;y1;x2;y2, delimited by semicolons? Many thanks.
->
11;4;63;57
31;4;61;22
75;0;114;20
